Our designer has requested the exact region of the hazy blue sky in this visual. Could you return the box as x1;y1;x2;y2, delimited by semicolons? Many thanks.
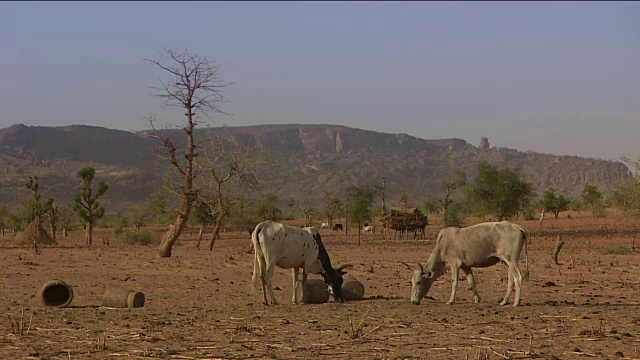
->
1;2;639;160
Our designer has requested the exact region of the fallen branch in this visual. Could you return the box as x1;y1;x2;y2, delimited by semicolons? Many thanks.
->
552;235;564;265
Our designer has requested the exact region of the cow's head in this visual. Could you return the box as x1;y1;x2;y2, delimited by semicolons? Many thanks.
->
321;264;351;302
403;262;435;305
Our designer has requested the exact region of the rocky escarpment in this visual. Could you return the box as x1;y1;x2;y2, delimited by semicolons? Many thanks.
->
0;123;632;211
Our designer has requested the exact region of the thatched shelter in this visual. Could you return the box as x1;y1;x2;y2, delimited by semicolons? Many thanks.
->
380;207;428;240
20;217;56;247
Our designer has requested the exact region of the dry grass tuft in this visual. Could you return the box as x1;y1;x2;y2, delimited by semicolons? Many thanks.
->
7;309;33;336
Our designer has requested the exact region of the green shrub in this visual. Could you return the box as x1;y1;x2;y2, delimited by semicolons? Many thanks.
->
593;204;606;218
443;206;463;228
523;207;536;221
600;245;634;255
97;215;120;228
122;230;153;245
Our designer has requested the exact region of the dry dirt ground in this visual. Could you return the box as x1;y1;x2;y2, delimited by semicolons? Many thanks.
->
1;212;640;360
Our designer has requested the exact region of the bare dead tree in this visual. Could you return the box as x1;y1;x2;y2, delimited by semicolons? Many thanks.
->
143;48;231;258
194;135;259;251
439;171;466;226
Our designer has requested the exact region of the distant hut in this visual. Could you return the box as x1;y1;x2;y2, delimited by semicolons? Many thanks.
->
20;218;56;252
380;207;428;240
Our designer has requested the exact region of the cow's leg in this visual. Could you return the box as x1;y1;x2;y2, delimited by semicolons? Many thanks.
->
462;267;481;303
265;264;278;305
255;254;271;305
512;264;523;306
500;265;514;306
292;268;300;304
259;266;270;305
301;268;309;304
447;265;460;305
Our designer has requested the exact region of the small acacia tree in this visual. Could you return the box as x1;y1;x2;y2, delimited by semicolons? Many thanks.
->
611;177;640;214
144;48;231;258
24;176;53;223
191;200;214;248
346;184;376;246
467;162;534;221
439;171;467;226
321;188;343;228
541;188;571;219
73;167;108;245
194;136;259;251
57;204;75;236
582;184;604;217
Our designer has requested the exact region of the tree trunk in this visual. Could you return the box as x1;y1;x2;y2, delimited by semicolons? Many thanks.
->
195;225;205;248
85;221;92;245
209;218;223;251
63;227;68;237
50;219;56;244
157;210;190;257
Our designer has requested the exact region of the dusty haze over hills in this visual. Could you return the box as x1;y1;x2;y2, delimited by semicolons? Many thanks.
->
0;123;632;213
2;2;639;161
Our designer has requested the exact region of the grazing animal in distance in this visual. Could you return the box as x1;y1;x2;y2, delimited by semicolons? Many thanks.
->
332;223;343;231
251;220;351;305
320;222;329;229
404;221;528;306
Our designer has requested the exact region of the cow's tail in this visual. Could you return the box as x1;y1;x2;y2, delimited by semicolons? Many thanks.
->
251;224;264;290
521;229;530;281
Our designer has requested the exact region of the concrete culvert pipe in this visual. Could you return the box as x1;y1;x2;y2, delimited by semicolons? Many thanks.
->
285;279;330;304
342;274;365;301
39;279;74;307
102;287;145;308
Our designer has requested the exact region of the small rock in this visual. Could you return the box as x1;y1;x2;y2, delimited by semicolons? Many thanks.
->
573;347;581;353
615;351;624;358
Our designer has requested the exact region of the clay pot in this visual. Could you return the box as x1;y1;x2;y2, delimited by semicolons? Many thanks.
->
102;287;145;308
285;279;330;304
342;274;365;301
39;279;74;307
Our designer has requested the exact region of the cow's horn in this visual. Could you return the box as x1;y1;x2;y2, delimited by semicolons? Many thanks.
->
336;264;352;271
402;262;414;270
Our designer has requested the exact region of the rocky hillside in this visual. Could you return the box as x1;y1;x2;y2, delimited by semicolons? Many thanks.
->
0;123;632;212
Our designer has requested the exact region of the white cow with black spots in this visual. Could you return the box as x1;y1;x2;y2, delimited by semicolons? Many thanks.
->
251;220;350;305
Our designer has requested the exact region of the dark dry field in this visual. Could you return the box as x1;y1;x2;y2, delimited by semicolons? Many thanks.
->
1;212;640;360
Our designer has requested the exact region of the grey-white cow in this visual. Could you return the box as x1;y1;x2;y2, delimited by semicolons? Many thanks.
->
405;221;528;306
251;220;350;305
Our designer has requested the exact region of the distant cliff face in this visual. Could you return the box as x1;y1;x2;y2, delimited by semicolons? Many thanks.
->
0;123;632;212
